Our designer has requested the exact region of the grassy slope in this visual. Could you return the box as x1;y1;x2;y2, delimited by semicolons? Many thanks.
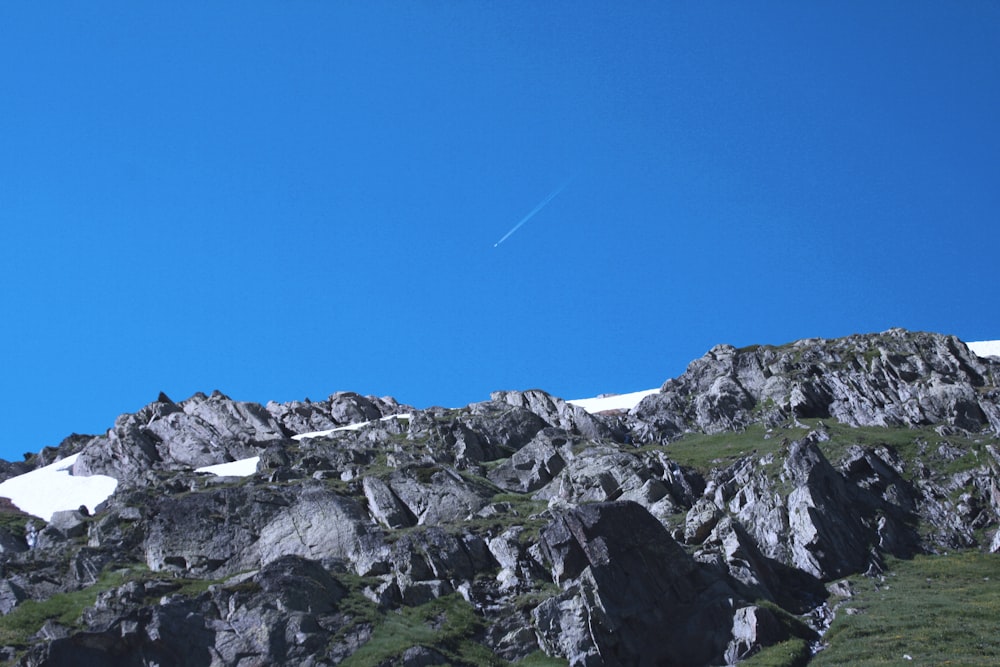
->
814;552;1000;666
661;420;994;478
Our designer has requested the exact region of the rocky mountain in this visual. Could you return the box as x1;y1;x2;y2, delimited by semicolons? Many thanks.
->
0;329;998;666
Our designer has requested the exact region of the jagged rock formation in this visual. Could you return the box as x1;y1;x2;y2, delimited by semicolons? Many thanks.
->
630;328;1000;441
0;329;998;666
533;501;752;666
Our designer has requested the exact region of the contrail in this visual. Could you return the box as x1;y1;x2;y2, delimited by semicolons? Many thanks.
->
494;179;572;248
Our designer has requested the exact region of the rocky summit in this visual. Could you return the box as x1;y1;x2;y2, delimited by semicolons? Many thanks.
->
1;329;999;666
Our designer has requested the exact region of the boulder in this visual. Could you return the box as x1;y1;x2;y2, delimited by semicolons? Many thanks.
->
254;555;346;613
266;392;409;435
487;428;571;493
384;466;493;526
46;510;89;540
363;476;416;529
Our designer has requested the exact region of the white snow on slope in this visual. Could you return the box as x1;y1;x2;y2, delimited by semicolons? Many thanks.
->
196;414;416;479
968;340;1000;359
292;413;413;441
0;453;118;522
568;388;659;413
195;457;261;477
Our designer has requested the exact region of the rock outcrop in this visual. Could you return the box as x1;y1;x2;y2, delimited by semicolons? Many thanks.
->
73;391;291;479
630;329;1000;441
533;501;755;666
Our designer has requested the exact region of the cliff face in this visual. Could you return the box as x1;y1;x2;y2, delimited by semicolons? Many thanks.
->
0;329;998;666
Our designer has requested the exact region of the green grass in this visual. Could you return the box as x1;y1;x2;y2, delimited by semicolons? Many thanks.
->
658;419;994;480
490;493;547;515
0;505;43;537
812;552;1000;666
515;651;569;666
0;591;94;647
329;571;383;621
734;600;816;667
338;593;505;667
0;561;251;656
741;638;811;667
0;565;146;648
462;492;549;542
658;423;808;473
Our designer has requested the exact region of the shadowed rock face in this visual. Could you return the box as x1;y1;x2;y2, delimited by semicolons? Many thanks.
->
142;482;377;576
535;501;748;667
4;329;1000;666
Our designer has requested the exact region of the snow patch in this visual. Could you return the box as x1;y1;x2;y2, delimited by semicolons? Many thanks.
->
196;414;415;479
968;340;1000;359
195;457;261;477
568;388;659;413
0;453;118;522
292;413;412;441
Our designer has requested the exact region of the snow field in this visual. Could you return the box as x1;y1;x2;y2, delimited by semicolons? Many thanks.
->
0;453;118;522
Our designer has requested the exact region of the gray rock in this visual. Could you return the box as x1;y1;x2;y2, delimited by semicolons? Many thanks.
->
0;579;27;615
74;391;290;478
725;605;788;664
401;645;450;667
0;527;28;554
487;528;532;591
460;400;549;455
784;436;877;580
363;476;416;529
685;498;723;545
19;595;216;666
267;392;409;435
45;510;88;540
254;555;346;613
9;328;1000;666
385;527;494;585
534;501;744;666
487;428;571;493
533;443;676;521
384;466;493;526
491;389;615;441
630;329;1000;441
483;611;541;662
143;482;376;576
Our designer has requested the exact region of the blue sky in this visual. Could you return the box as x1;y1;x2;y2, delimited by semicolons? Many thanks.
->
2;2;999;460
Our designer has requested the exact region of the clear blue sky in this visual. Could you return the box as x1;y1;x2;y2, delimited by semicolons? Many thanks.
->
2;3;999;460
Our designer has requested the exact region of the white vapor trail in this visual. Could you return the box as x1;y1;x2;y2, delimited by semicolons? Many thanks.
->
494;179;573;247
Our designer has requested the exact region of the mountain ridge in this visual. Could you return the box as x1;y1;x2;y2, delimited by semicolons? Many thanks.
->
0;328;998;666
